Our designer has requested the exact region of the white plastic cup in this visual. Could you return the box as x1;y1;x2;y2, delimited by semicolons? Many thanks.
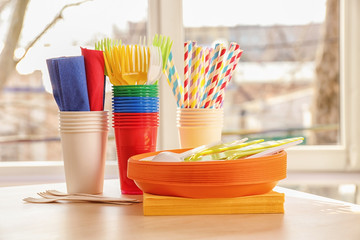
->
177;108;223;148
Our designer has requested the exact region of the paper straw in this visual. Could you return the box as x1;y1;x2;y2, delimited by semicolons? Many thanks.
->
164;51;184;107
198;48;212;107
215;49;243;108
210;43;239;107
190;47;203;108
196;49;205;108
188;42;197;108
204;48;213;78
200;44;221;107
215;49;241;108
183;41;191;108
201;45;226;108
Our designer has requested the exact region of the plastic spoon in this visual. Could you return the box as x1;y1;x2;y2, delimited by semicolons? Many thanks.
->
150;141;222;162
245;139;303;159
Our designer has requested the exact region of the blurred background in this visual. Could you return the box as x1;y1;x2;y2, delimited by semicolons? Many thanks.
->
1;0;358;204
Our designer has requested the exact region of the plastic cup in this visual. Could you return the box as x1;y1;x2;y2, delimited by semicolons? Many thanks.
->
111;87;159;194
176;108;223;148
113;126;158;194
112;85;159;98
113;101;159;104
112;93;158;98
112;109;159;113
112;121;159;127
112;97;159;101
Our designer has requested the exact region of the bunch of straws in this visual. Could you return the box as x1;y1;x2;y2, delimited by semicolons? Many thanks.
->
164;42;243;109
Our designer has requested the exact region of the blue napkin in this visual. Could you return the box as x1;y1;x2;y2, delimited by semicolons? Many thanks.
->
46;56;90;111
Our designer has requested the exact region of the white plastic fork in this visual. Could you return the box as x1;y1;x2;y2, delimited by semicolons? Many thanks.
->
23;197;133;205
147;46;162;85
35;192;141;204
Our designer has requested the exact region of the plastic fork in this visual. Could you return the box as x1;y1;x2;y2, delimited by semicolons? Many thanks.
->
95;38;121;77
147;46;162;85
33;191;141;204
138;36;162;85
121;45;149;85
152;34;173;70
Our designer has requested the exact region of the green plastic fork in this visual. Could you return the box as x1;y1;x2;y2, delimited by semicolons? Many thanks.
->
95;38;121;76
152;34;173;70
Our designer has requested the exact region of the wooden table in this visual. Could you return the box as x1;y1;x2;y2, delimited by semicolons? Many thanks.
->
1;179;360;240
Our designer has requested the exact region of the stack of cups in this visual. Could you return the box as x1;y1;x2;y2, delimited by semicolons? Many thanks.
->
112;85;159;195
177;108;224;148
59;111;109;194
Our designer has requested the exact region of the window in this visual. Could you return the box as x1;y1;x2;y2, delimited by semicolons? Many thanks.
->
1;0;360;186
183;0;339;146
0;0;147;161
155;0;360;171
0;0;148;185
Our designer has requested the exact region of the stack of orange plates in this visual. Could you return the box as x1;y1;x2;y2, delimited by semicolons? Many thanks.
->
128;149;287;198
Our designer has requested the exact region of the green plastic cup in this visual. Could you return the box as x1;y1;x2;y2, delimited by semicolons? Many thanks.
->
112;85;158;97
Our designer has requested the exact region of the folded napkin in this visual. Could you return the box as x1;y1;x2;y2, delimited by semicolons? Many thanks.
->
46;56;90;111
81;47;106;111
143;191;285;216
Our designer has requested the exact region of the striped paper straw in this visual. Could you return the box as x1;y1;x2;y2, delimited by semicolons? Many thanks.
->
199;48;211;100
210;43;239;106
196;49;205;108
190;47;203;108
188;42;197;108
227;49;243;84
200;44;221;107
215;48;243;108
165;51;184;107
214;49;241;108
202;45;226;108
183;41;192;108
204;48;213;79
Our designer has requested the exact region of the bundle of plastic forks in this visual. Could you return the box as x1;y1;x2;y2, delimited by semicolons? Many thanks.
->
23;190;141;205
96;37;164;86
120;44;149;85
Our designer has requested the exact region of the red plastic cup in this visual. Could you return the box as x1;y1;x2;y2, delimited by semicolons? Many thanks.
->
114;126;158;194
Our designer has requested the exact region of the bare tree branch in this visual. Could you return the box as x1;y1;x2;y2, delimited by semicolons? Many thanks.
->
0;0;29;91
16;0;92;64
0;0;11;13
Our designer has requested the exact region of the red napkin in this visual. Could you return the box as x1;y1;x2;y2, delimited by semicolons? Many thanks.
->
81;47;105;111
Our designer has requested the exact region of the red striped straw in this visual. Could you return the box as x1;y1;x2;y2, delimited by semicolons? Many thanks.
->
215;49;242;108
204;48;213;78
197;48;210;107
194;47;204;108
202;45;226;108
208;43;238;108
215;48;243;108
200;44;221;108
183;41;191;108
188;41;197;108
227;49;243;82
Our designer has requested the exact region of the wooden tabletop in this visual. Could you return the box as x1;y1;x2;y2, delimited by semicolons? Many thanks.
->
1;179;359;240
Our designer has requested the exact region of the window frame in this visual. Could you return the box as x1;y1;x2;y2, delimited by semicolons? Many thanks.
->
0;0;359;186
154;0;360;171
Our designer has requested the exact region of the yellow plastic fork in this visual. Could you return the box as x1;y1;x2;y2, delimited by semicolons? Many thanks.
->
121;44;149;85
103;44;127;85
